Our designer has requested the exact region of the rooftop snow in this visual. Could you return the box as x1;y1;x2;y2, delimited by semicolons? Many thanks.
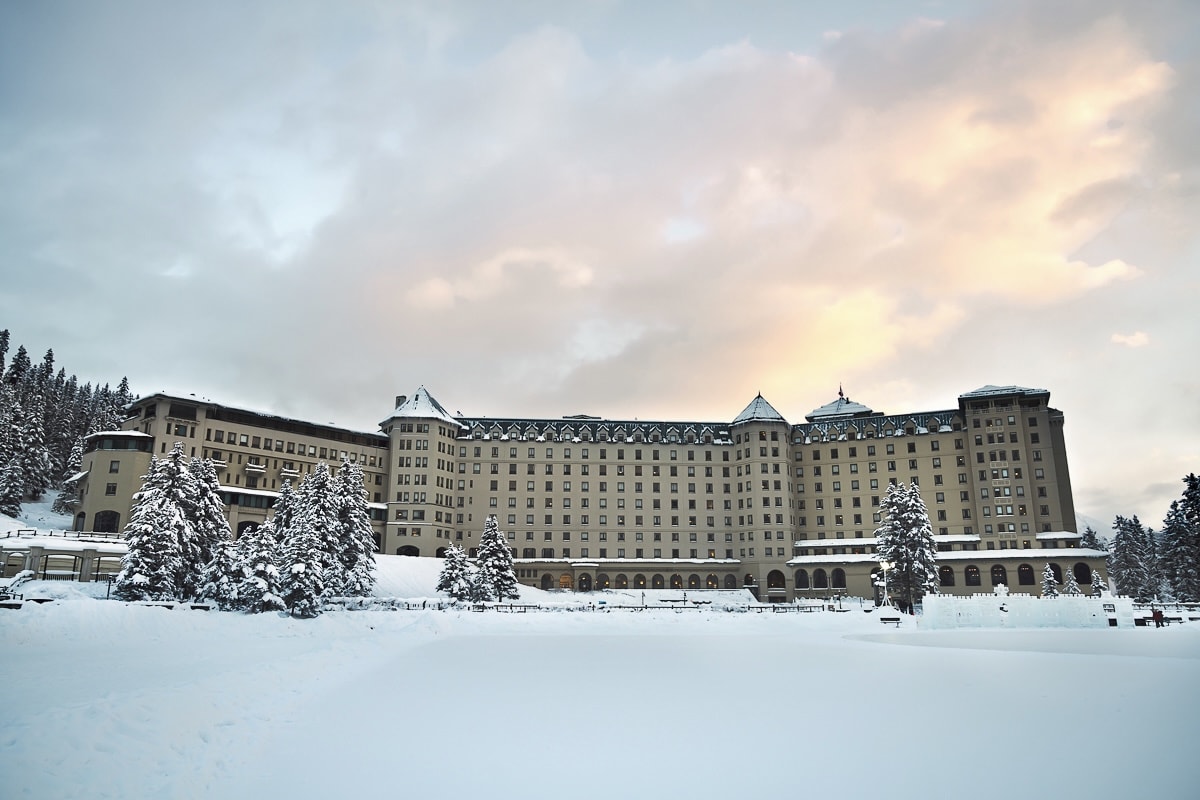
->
805;394;875;422
382;386;464;428
732;394;787;425
959;385;1049;400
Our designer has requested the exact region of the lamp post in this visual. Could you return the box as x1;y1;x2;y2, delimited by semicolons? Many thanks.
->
879;560;891;608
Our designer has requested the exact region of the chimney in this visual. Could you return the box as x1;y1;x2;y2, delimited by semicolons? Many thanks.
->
395;395;407;408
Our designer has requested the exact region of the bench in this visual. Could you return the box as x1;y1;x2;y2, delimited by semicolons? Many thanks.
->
879;616;902;627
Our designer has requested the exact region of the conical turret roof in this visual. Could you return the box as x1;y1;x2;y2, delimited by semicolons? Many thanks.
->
381;386;462;428
732;393;787;425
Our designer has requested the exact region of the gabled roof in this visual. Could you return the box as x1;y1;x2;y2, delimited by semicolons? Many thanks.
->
732;394;787;425
805;393;876;422
382;387;463;428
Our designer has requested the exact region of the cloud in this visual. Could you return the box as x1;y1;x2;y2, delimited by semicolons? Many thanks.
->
1111;331;1150;348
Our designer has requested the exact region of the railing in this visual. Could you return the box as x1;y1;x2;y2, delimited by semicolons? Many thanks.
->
0;529;124;542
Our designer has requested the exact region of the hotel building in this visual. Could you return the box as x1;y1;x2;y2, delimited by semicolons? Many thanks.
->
69;384;1106;601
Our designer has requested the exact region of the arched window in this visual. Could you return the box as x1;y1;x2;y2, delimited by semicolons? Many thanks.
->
687;574;701;589
670;575;683;589
965;565;981;586
236;520;258;537
1048;563;1063;583
397;545;420;557
767;570;786;588
595;573;610;590
634;574;647;589
540;574;554;590
723;574;737;589
1017;564;1035;585
743;573;756;586
939;566;955;587
615;574;628;589
74;513;86;532
578;574;593;592
1073;562;1091;584
832;568;847;589
706;573;719;589
795;569;810;589
94;510;120;533
990;565;1008;586
813;568;829;589
652;574;666;589
558;574;574;590
435;547;447;558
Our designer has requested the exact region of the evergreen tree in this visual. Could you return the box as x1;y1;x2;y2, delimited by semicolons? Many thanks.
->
52;437;86;514
272;480;298;541
474;514;519;602
1159;475;1200;601
333;459;377;598
1091;569;1106;596
1110;515;1153;600
279;521;325;618
198;538;243;610
1079;525;1106;551
3;344;30;388
0;329;8;374
0;458;23;518
295;463;341;598
114;457;187;601
16;391;51;501
236;519;286;614
436;543;474;601
184;457;233;599
1062;567;1082;596
874;481;939;610
1041;563;1060;598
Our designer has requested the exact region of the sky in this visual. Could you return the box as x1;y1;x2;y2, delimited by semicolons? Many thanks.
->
1;1;1197;530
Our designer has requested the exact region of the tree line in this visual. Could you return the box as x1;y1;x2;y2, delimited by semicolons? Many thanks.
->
0;329;134;519
1098;474;1200;602
115;444;377;618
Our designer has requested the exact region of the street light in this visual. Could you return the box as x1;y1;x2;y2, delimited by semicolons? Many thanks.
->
879;560;891;608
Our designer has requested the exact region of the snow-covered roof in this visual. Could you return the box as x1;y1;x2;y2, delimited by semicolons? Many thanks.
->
788;548;1108;566
64;470;89;484
805;393;875;422
1036;531;1081;540
382;386;463;428
959;385;1049;400
732;394;787;425
86;430;152;439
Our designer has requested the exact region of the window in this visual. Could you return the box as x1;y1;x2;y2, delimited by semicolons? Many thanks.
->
105;482;117;495
964;565;981;586
1017;563;1035;585
108;460;120;473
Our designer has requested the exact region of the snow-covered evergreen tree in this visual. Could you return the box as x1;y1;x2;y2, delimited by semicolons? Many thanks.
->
52;436;85;514
1041;563;1060;598
236;519;286;614
1091;569;1106;596
474;514;519;602
279;520;325;618
198;537;243;610
436;543;474;601
1110;515;1154;600
295;463;341;599
1062;568;1082;596
184;457;233;599
16;390;51;501
1079;525;1106;551
272;480;298;541
333;459;376;598
1159;475;1200;602
114;457;187;601
0;457;23;518
874;481;938;610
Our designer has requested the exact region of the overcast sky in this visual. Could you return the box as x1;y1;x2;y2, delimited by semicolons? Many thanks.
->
2;1;1197;530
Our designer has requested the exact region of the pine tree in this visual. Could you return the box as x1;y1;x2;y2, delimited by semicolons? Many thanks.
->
436;543;474;601
1110;515;1153;600
1062;567;1082;596
114;457;187;601
236;519;286;614
1091;569;1106;596
0;457;23;518
198;537;243;610
294;463;341;599
1041;563;1060;598
280;521;325;618
272;480;298;541
1079;525;1106;551
333;459;377;598
874;481;938;611
474;514;519;602
16;391;52;501
184;458;233;599
52;437;86;514
1158;475;1200;601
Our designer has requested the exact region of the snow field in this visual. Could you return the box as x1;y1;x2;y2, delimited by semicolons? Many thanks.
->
2;599;1199;800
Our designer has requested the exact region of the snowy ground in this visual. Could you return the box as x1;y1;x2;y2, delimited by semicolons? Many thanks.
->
3;506;1199;799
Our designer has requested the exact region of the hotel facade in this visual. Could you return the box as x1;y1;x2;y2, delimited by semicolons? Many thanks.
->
69;384;1107;602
